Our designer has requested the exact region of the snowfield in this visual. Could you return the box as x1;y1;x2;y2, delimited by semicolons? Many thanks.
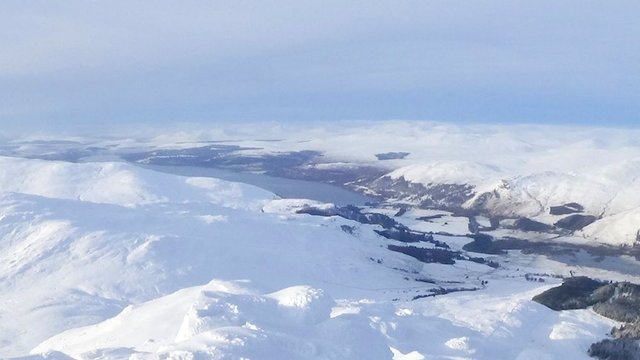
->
386;161;505;191
80;121;640;247
0;153;636;359
386;159;640;246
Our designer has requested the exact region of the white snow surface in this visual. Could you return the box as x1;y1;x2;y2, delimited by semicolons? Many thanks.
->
5;121;640;245
89;121;640;246
385;159;640;246
0;156;272;209
387;161;504;190
0;154;633;359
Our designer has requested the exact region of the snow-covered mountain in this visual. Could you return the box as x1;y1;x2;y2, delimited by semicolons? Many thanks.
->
4;121;640;248
81;121;640;247
0;156;415;357
1;155;627;360
376;158;640;245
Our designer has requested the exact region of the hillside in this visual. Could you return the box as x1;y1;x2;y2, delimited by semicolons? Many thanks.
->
0;155;626;359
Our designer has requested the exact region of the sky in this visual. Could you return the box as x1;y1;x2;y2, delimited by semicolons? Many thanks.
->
1;0;639;130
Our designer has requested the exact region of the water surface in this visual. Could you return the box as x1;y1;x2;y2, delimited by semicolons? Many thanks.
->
139;164;373;206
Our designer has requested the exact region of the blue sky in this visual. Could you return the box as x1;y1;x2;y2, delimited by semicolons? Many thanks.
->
1;0;639;129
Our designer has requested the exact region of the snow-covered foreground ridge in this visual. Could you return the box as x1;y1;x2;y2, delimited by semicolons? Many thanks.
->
0;156;620;359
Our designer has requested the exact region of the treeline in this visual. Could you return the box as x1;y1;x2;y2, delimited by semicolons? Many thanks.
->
533;277;640;360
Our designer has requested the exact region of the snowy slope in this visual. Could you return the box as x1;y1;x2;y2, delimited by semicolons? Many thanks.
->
386;158;640;217
0;156;272;209
28;278;619;360
0;155;634;359
4;122;640;247
386;161;505;191
581;208;640;245
117;121;640;246
481;159;640;217
382;158;640;246
32;281;391;359
0;156;434;357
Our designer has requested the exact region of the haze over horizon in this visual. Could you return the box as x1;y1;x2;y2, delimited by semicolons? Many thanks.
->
2;1;638;130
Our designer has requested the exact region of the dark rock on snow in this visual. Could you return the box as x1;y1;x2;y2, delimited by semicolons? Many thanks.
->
532;276;604;311
589;339;640;360
512;218;555;232
554;214;597;231
591;282;640;323
534;278;640;360
387;244;457;265
374;228;434;244
550;202;585;216
462;233;506;255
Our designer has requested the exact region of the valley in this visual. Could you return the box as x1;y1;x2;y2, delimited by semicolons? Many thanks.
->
2;122;640;359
